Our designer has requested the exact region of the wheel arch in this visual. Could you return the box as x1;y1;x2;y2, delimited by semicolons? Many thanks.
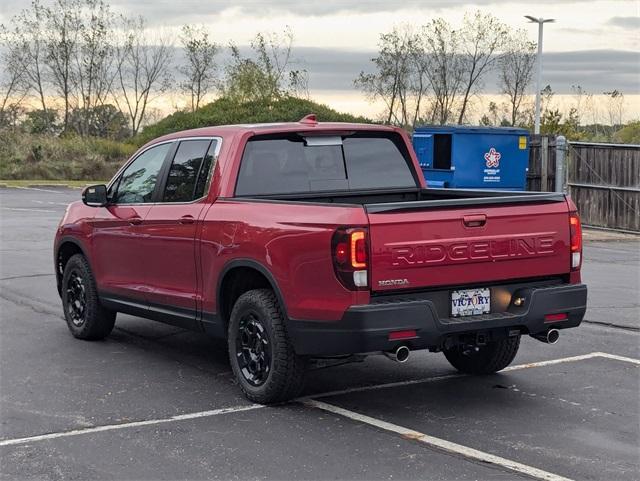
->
216;259;289;328
55;237;89;296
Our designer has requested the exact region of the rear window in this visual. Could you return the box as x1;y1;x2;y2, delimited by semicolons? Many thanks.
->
235;133;417;196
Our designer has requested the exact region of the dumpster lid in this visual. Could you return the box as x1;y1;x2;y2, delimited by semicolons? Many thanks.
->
413;125;529;135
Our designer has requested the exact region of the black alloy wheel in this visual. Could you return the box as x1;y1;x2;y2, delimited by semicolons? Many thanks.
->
235;312;272;386
66;270;87;326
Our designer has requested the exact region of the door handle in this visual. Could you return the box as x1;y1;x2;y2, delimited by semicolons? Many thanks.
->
128;216;143;225
180;215;195;225
463;214;486;227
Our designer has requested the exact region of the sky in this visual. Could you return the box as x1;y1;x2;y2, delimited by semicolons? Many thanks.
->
1;0;639;121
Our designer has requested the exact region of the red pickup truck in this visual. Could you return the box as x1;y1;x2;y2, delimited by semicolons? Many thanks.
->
55;116;587;403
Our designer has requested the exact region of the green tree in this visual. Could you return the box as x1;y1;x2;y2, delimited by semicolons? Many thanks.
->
179;25;219;112
222;28;307;103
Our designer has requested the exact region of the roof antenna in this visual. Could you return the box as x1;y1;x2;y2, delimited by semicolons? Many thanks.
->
299;114;317;125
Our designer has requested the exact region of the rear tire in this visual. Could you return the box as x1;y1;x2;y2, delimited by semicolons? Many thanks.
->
443;335;520;375
61;254;116;340
228;289;305;404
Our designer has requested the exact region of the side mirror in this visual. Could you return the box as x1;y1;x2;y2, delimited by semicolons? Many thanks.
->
82;184;108;207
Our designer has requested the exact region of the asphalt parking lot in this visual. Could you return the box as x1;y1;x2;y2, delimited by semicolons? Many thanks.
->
1;185;639;481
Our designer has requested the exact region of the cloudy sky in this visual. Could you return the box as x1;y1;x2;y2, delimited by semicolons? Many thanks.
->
2;0;638;120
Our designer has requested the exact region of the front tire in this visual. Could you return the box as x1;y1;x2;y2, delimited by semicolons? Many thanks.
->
228;289;305;404
443;335;520;375
61;254;115;340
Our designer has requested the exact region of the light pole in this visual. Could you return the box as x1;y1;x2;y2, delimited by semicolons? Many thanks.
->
525;16;555;135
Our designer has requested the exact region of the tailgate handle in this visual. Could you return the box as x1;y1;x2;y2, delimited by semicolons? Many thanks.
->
463;214;486;227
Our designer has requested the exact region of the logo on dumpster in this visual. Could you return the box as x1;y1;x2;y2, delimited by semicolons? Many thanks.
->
484;147;501;168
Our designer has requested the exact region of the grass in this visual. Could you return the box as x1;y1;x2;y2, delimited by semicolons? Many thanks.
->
0;131;135;181
0;179;107;188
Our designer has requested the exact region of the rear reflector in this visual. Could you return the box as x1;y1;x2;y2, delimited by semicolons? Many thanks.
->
388;329;417;341
544;313;568;323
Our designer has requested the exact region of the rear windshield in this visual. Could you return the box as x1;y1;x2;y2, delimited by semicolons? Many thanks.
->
235;132;417;196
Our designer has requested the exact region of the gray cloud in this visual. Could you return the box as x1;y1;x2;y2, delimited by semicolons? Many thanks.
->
1;0;622;23
295;48;640;95
607;16;640;29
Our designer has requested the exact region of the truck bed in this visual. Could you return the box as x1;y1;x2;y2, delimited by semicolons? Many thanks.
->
239;187;566;210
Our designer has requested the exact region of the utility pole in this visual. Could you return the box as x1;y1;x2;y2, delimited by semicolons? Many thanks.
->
525;16;555;135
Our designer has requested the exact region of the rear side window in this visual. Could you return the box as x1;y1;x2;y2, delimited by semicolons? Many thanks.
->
163;140;211;202
235;133;416;196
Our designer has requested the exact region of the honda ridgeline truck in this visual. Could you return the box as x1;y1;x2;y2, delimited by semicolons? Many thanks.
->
54;115;587;403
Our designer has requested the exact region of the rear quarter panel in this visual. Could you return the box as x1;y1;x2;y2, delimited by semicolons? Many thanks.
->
200;200;370;322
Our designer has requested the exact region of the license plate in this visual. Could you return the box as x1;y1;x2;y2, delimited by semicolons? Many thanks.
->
451;288;491;317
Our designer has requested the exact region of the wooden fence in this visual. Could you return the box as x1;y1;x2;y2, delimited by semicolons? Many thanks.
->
528;137;640;232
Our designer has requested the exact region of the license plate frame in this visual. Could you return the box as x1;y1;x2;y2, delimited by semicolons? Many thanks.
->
451;288;491;317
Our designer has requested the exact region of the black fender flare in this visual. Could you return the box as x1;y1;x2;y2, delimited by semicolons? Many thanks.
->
55;236;90;295
216;258;289;322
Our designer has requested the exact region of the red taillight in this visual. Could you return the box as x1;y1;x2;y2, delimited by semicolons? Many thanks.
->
569;213;582;270
332;228;368;290
335;242;348;265
351;231;367;268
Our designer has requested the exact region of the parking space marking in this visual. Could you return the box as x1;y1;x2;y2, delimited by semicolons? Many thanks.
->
303;352;609;400
1;351;637;449
0;404;263;448
305;399;574;481
2;207;57;213
592;351;640;365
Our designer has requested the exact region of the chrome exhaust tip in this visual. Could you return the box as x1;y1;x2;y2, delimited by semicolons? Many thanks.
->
384;345;411;363
546;329;560;344
531;329;560;344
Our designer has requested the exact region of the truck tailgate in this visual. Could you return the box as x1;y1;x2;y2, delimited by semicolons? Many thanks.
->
366;199;571;292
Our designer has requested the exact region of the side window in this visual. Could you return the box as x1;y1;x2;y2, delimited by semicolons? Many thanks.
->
113;143;170;204
193;140;219;199
163;140;211;203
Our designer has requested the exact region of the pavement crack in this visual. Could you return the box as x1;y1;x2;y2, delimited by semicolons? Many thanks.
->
0;273;55;281
583;319;640;332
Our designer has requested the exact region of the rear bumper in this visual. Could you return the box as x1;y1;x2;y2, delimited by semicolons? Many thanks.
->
287;283;587;356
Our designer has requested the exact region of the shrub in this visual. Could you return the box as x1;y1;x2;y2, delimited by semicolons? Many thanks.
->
134;95;372;145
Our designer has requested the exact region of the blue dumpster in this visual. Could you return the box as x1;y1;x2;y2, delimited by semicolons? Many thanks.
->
412;126;530;190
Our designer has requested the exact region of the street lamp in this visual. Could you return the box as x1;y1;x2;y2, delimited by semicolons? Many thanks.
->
525;15;555;135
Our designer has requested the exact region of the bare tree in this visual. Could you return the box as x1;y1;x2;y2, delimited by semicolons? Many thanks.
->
421;18;465;125
73;0;116;136
10;0;51;130
603;90;625;127
499;33;536;126
43;0;82;132
0;25;28;127
355;26;416;125
179;25;219;112
114;17;173;136
457;12;509;124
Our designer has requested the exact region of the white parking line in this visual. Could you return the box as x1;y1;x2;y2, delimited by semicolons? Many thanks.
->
0;351;637;448
303;352;606;400
2;207;57;213
0;404;263;447
13;186;67;194
305;399;574;481
592;352;640;365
